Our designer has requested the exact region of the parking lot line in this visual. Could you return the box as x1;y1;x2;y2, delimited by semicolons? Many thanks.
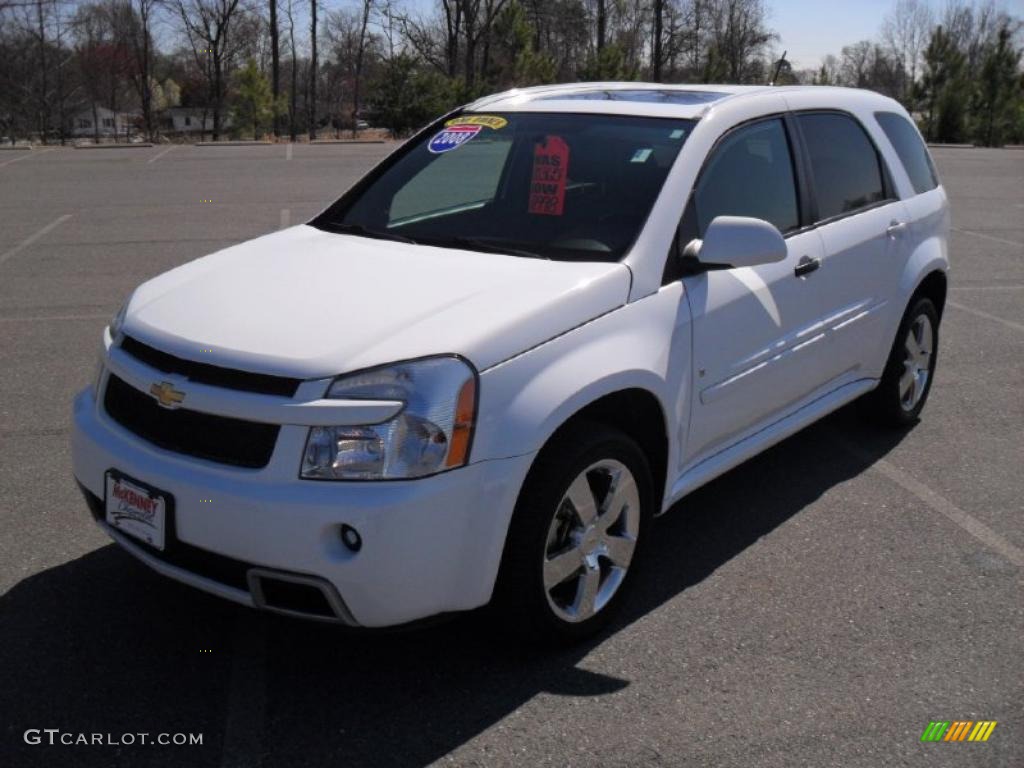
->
948;300;1024;333
279;209;291;229
0;213;71;268
0;147;53;168
285;143;293;161
0;152;31;168
952;227;1023;248
840;441;1024;568
147;145;175;164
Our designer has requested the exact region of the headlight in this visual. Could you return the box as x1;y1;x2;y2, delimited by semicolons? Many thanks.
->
96;298;128;397
301;356;477;480
108;299;129;342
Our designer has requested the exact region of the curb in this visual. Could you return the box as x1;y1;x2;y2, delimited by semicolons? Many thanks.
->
0;146;32;151
310;139;388;145
75;143;154;149
194;141;273;146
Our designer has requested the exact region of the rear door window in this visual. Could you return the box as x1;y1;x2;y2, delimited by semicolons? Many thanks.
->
797;113;887;221
875;112;939;194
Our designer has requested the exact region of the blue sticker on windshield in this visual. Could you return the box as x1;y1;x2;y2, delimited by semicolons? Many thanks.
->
428;125;482;154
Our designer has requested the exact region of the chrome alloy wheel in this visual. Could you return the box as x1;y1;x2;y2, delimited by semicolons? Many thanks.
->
542;459;641;623
900;314;934;411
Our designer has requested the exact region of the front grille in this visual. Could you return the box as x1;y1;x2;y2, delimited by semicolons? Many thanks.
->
120;335;301;397
103;374;279;468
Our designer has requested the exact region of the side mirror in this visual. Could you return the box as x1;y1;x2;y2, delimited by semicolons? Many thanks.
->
684;215;787;270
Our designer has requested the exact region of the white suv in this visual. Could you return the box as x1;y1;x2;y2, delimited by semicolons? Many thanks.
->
73;83;950;641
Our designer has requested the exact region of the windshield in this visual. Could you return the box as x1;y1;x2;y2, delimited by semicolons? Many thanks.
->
313;112;695;262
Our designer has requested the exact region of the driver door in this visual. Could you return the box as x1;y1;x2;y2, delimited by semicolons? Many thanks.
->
680;117;831;466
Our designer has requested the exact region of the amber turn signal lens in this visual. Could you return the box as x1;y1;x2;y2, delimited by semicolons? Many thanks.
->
446;376;476;467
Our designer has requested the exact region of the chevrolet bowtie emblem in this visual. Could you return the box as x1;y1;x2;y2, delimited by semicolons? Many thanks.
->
150;381;186;409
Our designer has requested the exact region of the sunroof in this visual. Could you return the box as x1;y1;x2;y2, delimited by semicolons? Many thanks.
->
536;89;727;105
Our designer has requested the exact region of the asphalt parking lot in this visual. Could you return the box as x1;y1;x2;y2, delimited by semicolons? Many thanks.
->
0;142;1021;767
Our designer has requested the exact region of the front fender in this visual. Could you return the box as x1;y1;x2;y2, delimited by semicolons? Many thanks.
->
473;285;692;502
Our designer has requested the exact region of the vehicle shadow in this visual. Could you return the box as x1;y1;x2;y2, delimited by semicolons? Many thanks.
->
1;405;911;767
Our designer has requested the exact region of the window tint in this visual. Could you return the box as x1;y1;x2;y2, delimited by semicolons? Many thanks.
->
389;136;513;223
798;113;886;221
694;118;799;236
320;113;694;262
875;111;938;194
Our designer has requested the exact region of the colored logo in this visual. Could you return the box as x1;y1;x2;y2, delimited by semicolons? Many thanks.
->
445;115;508;130
428;125;482;154
149;380;186;409
920;721;997;742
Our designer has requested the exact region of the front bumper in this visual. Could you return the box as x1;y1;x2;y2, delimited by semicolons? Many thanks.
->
72;388;534;627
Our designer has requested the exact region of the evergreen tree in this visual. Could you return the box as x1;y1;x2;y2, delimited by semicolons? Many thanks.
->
977;24;1022;147
921;25;966;141
232;58;278;139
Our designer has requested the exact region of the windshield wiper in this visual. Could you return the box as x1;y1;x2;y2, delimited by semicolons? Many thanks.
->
319;222;417;245
417;236;550;260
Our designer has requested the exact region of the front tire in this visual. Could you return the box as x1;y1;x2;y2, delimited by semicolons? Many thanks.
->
493;422;655;644
866;296;939;426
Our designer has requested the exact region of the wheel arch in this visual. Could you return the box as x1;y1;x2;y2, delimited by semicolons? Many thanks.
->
911;268;948;319
526;387;671;509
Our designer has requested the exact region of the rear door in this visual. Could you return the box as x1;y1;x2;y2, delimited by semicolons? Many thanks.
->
792;111;910;383
681;116;830;465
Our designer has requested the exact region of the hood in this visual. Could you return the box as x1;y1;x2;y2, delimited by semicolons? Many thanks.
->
123;225;630;378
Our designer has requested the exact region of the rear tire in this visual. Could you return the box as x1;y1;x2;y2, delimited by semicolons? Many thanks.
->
865;296;939;427
492;421;655;644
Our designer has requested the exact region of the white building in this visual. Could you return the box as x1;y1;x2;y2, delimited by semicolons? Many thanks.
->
71;106;139;139
163;107;231;134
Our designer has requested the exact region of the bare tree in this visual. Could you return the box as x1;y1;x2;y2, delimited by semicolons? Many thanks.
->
269;0;279;136
708;0;775;83
880;0;933;104
285;0;297;140
308;0;316;139
113;0;160;140
175;0;245;141
462;0;510;87
840;40;873;87
351;0;372;136
72;2;117;143
652;0;663;80
396;1;462;78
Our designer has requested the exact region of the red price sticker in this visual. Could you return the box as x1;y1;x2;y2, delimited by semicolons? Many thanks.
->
529;136;569;216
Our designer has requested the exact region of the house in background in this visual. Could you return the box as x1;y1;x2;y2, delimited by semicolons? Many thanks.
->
71;106;139;140
161;107;231;135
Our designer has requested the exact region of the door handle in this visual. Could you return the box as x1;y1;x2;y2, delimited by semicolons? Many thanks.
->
886;220;908;238
794;256;821;278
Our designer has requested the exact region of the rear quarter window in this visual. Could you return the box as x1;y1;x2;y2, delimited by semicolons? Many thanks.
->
875;111;939;195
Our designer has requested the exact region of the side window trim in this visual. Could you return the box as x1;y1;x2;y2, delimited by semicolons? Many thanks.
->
692;113;805;235
783;111;818;229
664;114;802;284
791;108;899;228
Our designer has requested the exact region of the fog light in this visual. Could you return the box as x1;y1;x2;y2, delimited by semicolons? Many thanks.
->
340;524;362;552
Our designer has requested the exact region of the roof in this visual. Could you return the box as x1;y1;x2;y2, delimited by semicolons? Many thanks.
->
465;82;897;120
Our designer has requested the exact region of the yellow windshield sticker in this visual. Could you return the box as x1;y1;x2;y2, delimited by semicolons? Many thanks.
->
445;115;508;130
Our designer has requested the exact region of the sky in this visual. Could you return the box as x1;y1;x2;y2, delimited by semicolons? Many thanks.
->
741;0;1021;70
770;0;905;70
